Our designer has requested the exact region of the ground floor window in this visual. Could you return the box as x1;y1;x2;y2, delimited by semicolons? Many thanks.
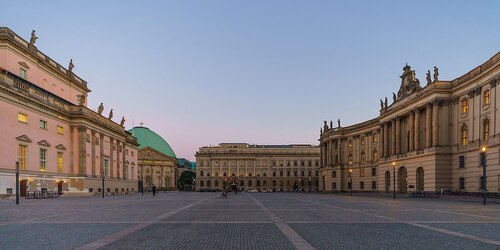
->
371;181;376;189
332;182;337;190
360;181;365;190
459;177;465;190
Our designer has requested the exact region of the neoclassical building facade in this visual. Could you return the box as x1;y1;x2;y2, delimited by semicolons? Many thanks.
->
129;126;178;191
0;27;139;196
319;52;500;194
195;143;320;192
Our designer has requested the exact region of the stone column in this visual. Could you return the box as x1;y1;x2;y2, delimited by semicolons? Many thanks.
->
91;130;96;177
414;109;420;150
395;117;401;155
337;140;341;165
409;111;414;152
426;103;432;148
237;160;240;176
380;124;384;158
77;126;87;177
391;120;396;155
432;101;439;147
384;122;389;157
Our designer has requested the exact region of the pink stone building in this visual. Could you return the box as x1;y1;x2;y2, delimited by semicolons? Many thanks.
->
0;27;139;196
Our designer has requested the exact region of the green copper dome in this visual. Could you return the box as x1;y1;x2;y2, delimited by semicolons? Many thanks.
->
129;127;177;158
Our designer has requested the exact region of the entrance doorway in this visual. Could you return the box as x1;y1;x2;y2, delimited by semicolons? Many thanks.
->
57;181;63;195
398;167;407;193
416;167;424;190
385;171;390;193
20;179;27;197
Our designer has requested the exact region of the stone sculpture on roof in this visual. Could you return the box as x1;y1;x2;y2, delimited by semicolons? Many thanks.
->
397;63;421;99
30;30;38;45
97;103;104;115
120;116;126;126
68;59;74;72
108;109;113;120
434;66;439;82
426;70;432;84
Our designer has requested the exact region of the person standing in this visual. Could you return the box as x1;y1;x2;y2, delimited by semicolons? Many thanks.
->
152;184;157;197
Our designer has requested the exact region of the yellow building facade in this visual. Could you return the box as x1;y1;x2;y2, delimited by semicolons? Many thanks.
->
319;52;500;194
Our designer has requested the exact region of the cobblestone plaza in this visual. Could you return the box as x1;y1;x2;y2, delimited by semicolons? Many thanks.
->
1;193;499;249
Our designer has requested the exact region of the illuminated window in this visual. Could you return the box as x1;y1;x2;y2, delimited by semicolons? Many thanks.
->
57;152;63;172
360;151;366;164
348;153;353;165
39;148;47;171
348;140;353;148
461;99;469;114
19;68;27;79
483;119;490;143
18;113;28;123
18;145;28;170
360;168;365;177
461;125;468;146
39;120;47;129
484;89;490;105
361;136;365;146
57;126;64;134
373;133;378;143
372;149;378;162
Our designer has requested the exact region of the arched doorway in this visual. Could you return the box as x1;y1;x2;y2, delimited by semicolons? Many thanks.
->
385;171;390;193
416;167;424;190
398;167;407;193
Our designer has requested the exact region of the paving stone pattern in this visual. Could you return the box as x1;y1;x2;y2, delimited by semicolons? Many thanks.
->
0;192;499;249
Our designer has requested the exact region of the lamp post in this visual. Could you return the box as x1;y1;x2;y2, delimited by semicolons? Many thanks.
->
392;162;396;199
15;162;19;205
102;168;105;198
349;169;352;196
481;146;487;205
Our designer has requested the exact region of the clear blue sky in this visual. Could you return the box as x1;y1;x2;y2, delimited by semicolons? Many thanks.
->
2;1;499;161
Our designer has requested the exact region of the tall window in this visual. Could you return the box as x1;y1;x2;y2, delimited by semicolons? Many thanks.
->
461;99;469;114
332;171;337;178
18;113;28;123
57;152;63;172
361;136;365;146
459;177;465;190
18;145;28;170
484;89;490;105
372;149;378;162
360;151;366;164
360;168;365;177
483;119;490;143
348;140;353;148
373;133;378;143
348;153;353;165
39;148;47;171
459;156;465;168
103;159;109;177
461;125;468;146
19;68;27;79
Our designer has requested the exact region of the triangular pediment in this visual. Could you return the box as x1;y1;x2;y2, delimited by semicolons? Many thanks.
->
37;140;51;147
139;147;176;161
16;135;32;143
55;144;67;150
18;61;30;69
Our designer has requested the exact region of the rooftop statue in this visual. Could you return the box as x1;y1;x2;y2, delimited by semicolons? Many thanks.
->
337;118;341;128
384;97;388;108
330;120;333;129
120;116;126;126
68;59;74;72
426;70;432;84
108;109;113;120
29;30;38;45
433;66;439;82
77;94;86;106
397;63;421;99
380;99;384;110
323;121;329;131
97;103;104;115
393;92;397;103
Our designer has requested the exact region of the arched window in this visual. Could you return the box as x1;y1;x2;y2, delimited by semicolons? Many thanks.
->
207;180;211;187
372;149;378;162
483;119;490;143
248;172;252;177
240;180;244;186
360;151;366;164
348;153;353;165
256;180;261;187
200;180;204;187
248;180;253;186
373;133;378;143
461;99;469;114
273;171;276;177
263;172;267;177
263;180;267;187
461;124;468;146
215;180;219;187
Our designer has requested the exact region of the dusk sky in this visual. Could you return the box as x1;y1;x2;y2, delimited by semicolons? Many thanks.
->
2;1;499;161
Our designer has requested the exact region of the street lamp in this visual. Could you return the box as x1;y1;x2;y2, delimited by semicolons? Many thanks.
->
392;162;396;199
349;169;352;196
481;146;487;205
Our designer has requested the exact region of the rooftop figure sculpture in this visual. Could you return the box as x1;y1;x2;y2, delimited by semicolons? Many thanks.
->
433;66;439;82
29;30;38;45
108;109;113;120
426;70;432;84
97;103;104;115
68;59;74;72
120;116;126;126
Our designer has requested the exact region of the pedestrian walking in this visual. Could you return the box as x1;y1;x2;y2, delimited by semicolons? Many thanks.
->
152;184;157;196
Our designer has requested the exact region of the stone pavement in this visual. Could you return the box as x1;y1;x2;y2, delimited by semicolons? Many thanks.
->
1;192;500;249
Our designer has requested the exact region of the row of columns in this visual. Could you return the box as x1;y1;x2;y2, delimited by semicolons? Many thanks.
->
76;126;127;180
381;101;439;158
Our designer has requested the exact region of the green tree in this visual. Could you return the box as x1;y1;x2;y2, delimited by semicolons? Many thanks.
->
178;171;196;190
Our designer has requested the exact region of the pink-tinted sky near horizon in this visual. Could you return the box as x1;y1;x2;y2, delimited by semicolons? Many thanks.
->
2;1;499;161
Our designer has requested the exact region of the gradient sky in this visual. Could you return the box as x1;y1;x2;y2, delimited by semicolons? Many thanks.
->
2;1;499;161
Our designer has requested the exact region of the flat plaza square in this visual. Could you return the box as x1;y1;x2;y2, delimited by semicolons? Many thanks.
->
1;193;500;249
